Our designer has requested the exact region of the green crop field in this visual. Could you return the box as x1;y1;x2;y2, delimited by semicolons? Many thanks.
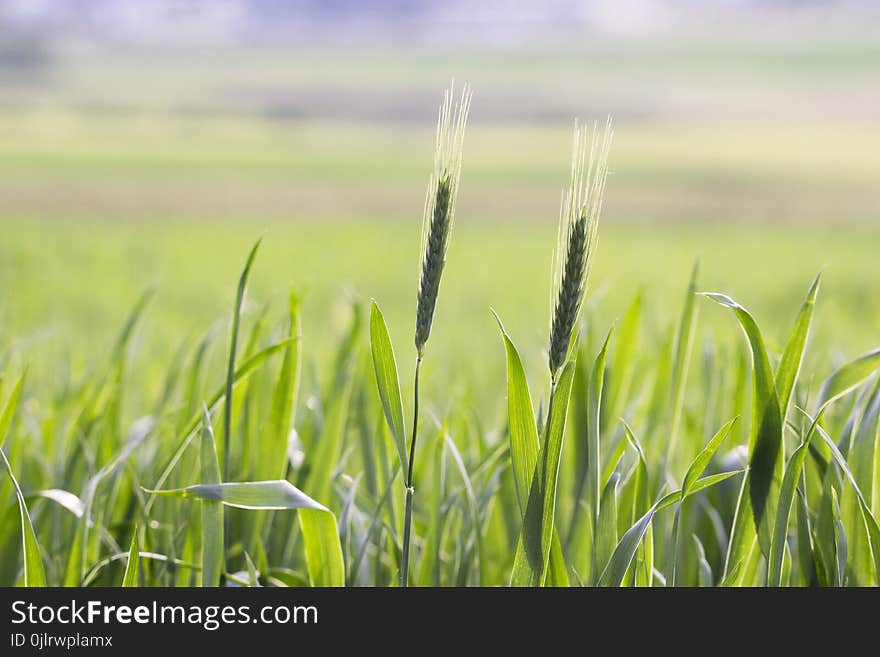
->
1;40;879;587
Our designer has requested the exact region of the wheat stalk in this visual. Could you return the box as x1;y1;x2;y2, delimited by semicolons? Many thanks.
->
548;117;613;381
399;82;472;588
415;82;472;356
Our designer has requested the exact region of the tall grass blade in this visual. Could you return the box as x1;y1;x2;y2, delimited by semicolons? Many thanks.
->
704;292;782;557
261;289;302;480
223;237;261;481
510;359;576;586
768;433;814;586
494;314;568;585
665;261;699;471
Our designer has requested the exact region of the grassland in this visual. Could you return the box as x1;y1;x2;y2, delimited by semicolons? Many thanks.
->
1;41;878;586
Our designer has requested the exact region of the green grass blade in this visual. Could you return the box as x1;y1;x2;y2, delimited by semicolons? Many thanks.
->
775;274;820;418
816;347;880;410
261;289;302;480
299;508;345;586
587;329;612;529
243;552;261;586
510;359;576;586
622;425;652;586
704;292;782;557
370;301;408;475
494;314;569;586
150;480;330;510
693;534;713;586
656;470;745;512
494;312;539;511
0;372;25;449
149;479;344;586
768;433;814;586
0;448;46;586
566;329;612;579
665;261;700;472
597;468;743;587
597;503;657;587
672;415;738;584
200;406;224;587
223;237;261;481
122;528;139;587
605;290;642;430
681;416;739;498
831;487;847;586
594;473;620;580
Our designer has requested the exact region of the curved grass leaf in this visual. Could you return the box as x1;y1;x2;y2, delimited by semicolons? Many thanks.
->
656;470;745;512
703;292;782;557
816;348;880;410
151;481;328;510
682;416;739;498
672;415;738;584
148;479;344;586
510;359;576;586
598;468;744;587
82;552;199;587
370;301;408;475
597;502;656;587
298;509;346;586
0;448;46;586
30;489;84;518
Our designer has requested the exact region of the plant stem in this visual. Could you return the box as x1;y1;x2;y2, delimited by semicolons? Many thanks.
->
670;504;682;586
400;356;422;588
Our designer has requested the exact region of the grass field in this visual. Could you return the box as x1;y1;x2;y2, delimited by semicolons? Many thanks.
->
1;41;879;586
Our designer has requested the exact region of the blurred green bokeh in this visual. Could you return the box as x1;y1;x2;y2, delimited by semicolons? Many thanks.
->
1;40;878;408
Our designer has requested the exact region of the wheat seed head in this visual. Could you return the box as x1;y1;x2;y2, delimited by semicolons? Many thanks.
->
548;116;613;380
415;82;472;356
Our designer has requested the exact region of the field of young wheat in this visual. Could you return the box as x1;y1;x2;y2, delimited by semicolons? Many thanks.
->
1;78;879;587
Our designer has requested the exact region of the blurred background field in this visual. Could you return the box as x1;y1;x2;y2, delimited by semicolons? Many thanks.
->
1;1;879;408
